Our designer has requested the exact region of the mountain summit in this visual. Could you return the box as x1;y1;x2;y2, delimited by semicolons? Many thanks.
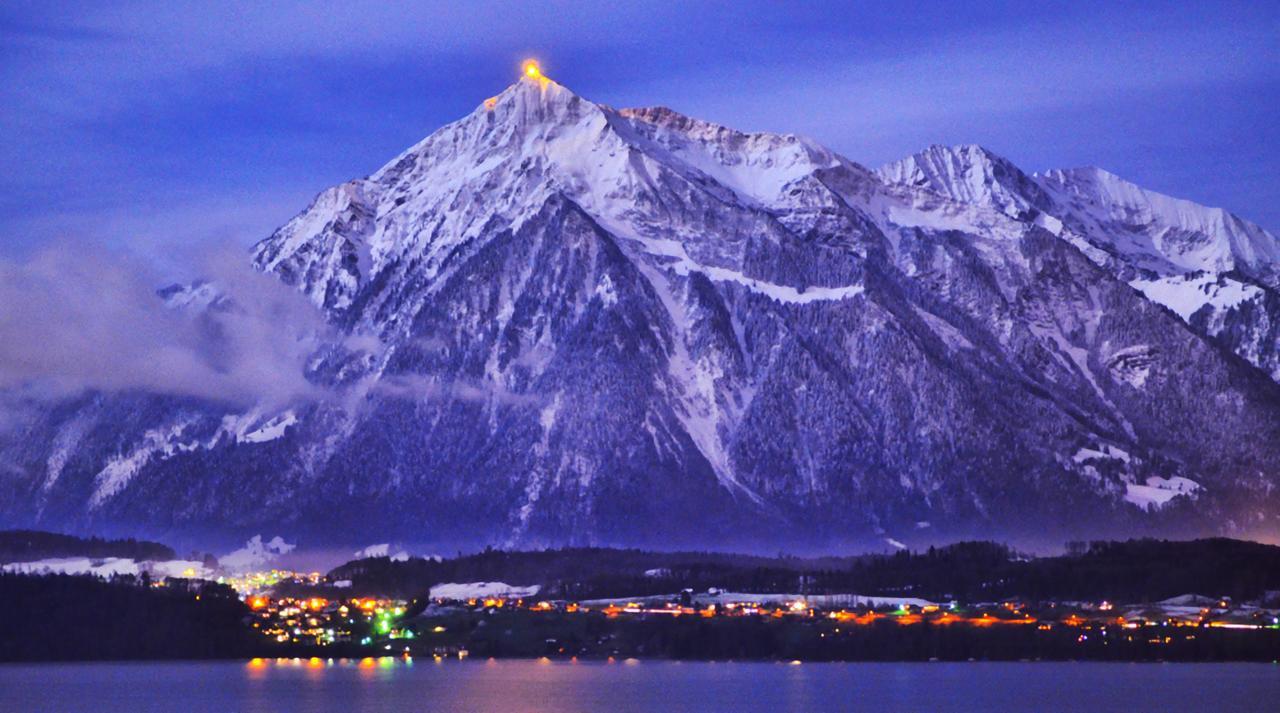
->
879;145;1280;381
4;76;1280;552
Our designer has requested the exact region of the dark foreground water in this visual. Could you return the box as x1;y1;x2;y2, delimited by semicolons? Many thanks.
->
1;658;1278;712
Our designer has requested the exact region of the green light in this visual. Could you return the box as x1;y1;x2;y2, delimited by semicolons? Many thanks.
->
378;621;390;634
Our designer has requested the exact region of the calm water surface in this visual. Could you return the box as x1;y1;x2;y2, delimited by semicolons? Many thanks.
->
1;658;1278;712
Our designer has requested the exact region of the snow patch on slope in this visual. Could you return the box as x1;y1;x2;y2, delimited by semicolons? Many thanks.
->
90;419;197;508
241;411;298;443
1131;274;1263;321
624;234;863;305
1124;476;1201;511
1072;444;1131;464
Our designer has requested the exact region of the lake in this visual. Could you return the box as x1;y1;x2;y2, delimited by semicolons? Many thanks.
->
1;658;1277;712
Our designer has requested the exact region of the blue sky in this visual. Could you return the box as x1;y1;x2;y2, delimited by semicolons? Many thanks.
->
2;1;1277;272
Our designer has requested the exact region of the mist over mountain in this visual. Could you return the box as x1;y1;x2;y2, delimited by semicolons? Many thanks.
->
2;74;1279;553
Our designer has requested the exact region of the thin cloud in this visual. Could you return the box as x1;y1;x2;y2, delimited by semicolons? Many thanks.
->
373;373;543;409
0;243;329;408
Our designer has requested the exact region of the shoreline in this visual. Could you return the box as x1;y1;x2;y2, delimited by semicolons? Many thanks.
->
6;653;1280;666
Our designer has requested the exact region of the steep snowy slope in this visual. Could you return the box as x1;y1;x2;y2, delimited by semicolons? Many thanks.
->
4;76;1280;551
1037;166;1280;281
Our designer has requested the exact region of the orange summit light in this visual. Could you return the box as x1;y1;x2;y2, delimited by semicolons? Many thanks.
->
523;60;542;79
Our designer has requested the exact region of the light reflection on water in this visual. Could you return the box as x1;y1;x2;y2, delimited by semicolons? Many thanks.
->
1;658;1279;712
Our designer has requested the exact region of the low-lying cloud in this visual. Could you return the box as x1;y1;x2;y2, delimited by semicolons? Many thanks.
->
0;244;330;409
373;373;543;409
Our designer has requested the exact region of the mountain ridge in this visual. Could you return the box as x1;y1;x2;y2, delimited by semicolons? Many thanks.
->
879;143;1280;381
3;75;1279;553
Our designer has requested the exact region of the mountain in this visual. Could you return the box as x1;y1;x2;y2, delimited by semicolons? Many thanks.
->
3;75;1280;552
880;145;1280;381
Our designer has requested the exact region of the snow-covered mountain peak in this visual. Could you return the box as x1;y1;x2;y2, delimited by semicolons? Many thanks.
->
478;75;590;128
251;77;883;319
1036;166;1280;281
877;144;1280;382
876;144;1051;220
250;77;613;312
878;145;1280;284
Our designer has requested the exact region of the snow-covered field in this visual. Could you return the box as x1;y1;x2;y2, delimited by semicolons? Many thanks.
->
1;557;210;579
429;582;542;600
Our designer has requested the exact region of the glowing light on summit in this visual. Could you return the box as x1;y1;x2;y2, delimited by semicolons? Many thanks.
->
522;59;542;80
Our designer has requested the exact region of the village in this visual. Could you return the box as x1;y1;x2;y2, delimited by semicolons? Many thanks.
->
6;533;1280;663
230;575;1280;662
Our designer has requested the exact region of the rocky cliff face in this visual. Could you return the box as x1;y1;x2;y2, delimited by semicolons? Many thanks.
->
3;77;1279;551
